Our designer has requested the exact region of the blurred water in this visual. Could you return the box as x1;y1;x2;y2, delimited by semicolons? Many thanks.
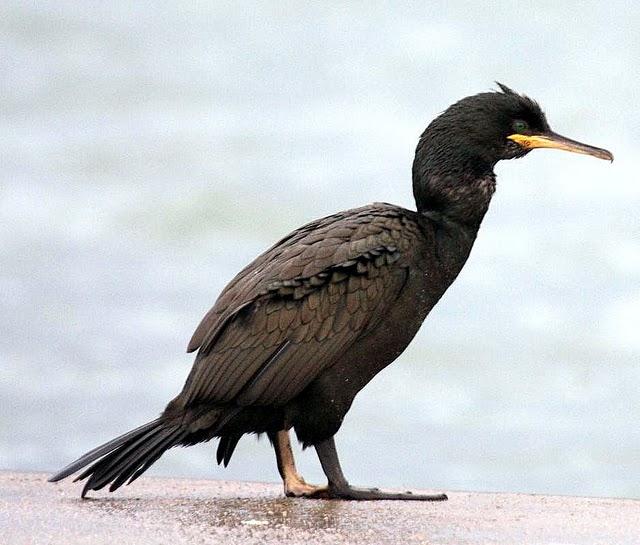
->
1;2;639;498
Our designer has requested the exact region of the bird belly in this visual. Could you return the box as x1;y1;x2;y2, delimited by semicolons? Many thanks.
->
289;267;445;446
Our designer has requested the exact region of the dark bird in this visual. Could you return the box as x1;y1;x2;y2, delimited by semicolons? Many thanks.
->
49;84;613;501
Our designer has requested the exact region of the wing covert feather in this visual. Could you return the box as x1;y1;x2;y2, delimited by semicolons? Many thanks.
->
181;203;420;407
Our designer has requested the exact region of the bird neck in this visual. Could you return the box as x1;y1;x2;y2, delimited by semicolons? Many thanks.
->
412;142;496;230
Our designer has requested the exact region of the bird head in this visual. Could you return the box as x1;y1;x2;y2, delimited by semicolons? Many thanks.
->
413;84;613;223
421;83;613;167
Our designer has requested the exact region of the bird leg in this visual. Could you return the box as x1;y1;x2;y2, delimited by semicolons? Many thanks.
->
314;436;448;501
270;430;328;498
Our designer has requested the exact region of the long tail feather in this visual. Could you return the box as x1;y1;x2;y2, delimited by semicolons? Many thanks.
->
48;419;162;483
48;418;186;498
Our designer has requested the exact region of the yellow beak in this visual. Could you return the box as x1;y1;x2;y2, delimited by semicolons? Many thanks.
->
507;132;613;161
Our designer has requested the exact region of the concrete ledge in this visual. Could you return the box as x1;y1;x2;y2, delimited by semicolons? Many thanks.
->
1;471;637;544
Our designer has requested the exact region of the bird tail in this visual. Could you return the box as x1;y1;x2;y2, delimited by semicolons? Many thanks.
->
48;418;188;498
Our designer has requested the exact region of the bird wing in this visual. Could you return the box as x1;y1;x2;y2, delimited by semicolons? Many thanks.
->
181;203;419;407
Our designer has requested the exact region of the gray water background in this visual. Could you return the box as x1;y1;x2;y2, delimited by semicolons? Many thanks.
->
2;2;639;498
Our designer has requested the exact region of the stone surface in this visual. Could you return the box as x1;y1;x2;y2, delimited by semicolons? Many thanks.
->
1;471;638;545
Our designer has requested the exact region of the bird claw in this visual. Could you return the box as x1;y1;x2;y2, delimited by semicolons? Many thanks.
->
299;484;447;501
284;479;330;498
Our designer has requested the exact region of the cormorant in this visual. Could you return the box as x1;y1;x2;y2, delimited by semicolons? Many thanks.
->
49;84;613;501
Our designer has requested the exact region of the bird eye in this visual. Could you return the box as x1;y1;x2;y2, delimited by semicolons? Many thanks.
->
512;120;529;133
